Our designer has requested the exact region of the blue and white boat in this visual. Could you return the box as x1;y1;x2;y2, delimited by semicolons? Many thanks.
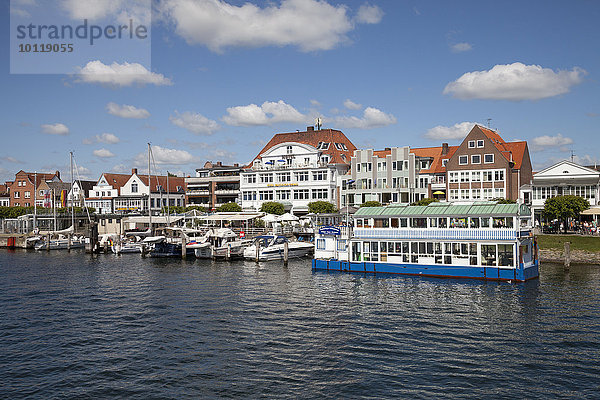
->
312;201;539;282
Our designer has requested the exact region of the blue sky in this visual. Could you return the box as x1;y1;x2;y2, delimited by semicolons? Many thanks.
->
1;0;599;183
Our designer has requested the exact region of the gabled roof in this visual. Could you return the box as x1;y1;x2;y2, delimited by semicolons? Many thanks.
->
247;128;356;168
74;180;96;192
14;171;61;186
0;184;8;195
411;145;458;174
100;173;131;190
135;174;186;193
474;125;528;169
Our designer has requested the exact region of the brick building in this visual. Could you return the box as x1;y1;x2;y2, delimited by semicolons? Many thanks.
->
186;161;242;210
7;170;62;207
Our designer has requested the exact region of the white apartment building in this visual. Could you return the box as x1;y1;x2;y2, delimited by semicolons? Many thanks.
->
115;171;186;214
339;146;427;206
520;160;600;223
240;127;356;215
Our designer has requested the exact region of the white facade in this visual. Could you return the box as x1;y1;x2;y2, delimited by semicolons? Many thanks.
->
521;160;600;222
241;142;347;214
117;174;185;213
0;196;9;207
85;175;121;214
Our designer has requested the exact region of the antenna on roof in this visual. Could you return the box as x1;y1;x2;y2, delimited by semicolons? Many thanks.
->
571;150;575;163
486;118;492;128
315;117;322;131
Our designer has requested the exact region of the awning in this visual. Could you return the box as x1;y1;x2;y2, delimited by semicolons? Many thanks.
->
199;212;264;222
581;207;600;215
433;191;446;195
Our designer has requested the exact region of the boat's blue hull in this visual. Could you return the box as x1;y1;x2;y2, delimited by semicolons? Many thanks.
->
312;259;539;282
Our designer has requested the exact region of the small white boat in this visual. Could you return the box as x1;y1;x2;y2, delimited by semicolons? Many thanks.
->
34;235;86;250
243;235;313;261
194;228;250;259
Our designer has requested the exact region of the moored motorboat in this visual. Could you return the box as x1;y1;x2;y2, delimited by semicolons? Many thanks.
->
243;235;313;261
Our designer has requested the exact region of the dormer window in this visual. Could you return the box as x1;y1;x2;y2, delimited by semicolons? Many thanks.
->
131;182;138;193
317;142;330;150
177;185;183;191
468;140;475;148
156;185;163;192
442;159;449;167
477;140;484;148
286;145;293;154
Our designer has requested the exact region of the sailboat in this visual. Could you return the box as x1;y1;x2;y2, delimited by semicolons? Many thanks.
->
34;152;88;250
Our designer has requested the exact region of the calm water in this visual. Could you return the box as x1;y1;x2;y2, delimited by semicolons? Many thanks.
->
1;250;599;399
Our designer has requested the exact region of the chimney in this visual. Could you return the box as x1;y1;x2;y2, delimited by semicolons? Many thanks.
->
132;168;138;175
385;147;391;151
307;126;314;132
441;143;449;156
234;163;239;167
217;162;222;167
55;170;60;179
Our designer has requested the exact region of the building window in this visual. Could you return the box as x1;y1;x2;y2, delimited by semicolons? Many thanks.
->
471;155;481;164
459;155;468;165
472;171;481;182
295;171;309;181
495;170;505;181
14;192;20;198
460;172;469;182
484;154;494;163
286;145;293;154
316;239;326;250
356;163;361;173
132;182;138;193
24;191;31;198
277;173;291;183
442;159;448;167
276;190;291;200
259;190;274;201
293;189;310;200
477;140;484;148
312;189;328;200
468;140;475;148
449;172;458;183
483;171;493;182
320;155;330;164
312;171;327;181
259;173;273;183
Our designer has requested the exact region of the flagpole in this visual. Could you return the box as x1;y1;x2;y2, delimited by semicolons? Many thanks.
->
33;171;37;232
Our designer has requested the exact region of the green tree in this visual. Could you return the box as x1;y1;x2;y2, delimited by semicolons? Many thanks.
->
360;200;381;208
411;197;439;206
217;202;242;212
185;205;206;213
260;201;285;215
308;201;336;214
543;195;589;233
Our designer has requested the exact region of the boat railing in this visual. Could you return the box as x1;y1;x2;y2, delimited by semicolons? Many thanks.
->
353;227;519;241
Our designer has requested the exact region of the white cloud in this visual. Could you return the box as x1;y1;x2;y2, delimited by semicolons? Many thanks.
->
355;4;384;24
310;99;321;107
41;123;69;135
333;107;396;129
443;62;586;101
76;61;172;87
343;99;362;110
450;42;472;53
110;163;130;174
106;102;150;119
83;133;120;145
424;122;476;140
223;100;306;126
170;111;220;135
60;0;151;24
530;134;573;151
158;0;382;53
1;156;24;164
93;148;116;158
136;146;196;166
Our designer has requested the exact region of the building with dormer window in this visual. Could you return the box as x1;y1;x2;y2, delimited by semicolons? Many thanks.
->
240;126;356;214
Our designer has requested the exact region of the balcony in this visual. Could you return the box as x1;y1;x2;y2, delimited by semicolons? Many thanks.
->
215;189;240;195
187;189;210;196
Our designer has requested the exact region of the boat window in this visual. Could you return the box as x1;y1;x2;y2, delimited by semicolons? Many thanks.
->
380;242;387;253
316;239;326;250
470;218;480;228
426;242;434;255
371;242;379;253
395;242;402;254
275;237;286;245
481;217;490;228
438;218;447;228
493;217;506;228
419;242;426;255
402;242;409;254
352;242;361;261
411;218;427;228
450;218;467;228
337;239;347;252
363;242;370;253
400;218;408;228
481;245;497;266
429;218;437;228
498;244;514;267
356;219;363;228
452;243;460;255
374;218;389;228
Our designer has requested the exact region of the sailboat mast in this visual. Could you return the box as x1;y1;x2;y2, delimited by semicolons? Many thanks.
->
70;152;74;232
33;171;37;232
148;143;152;234
167;171;170;226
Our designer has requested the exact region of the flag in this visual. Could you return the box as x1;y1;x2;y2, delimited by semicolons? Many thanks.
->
61;190;67;207
43;190;51;208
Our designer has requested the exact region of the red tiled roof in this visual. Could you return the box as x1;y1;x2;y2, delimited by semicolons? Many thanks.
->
247;128;357;168
101;173;131;192
475;125;527;169
135;174;186;193
17;171;60;186
411;145;459;174
373;150;391;158
0;184;8;195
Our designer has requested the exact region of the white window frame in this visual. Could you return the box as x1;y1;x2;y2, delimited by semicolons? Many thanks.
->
471;154;481;164
484;154;494;164
468;140;475;148
477;140;484;148
459;155;468;165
